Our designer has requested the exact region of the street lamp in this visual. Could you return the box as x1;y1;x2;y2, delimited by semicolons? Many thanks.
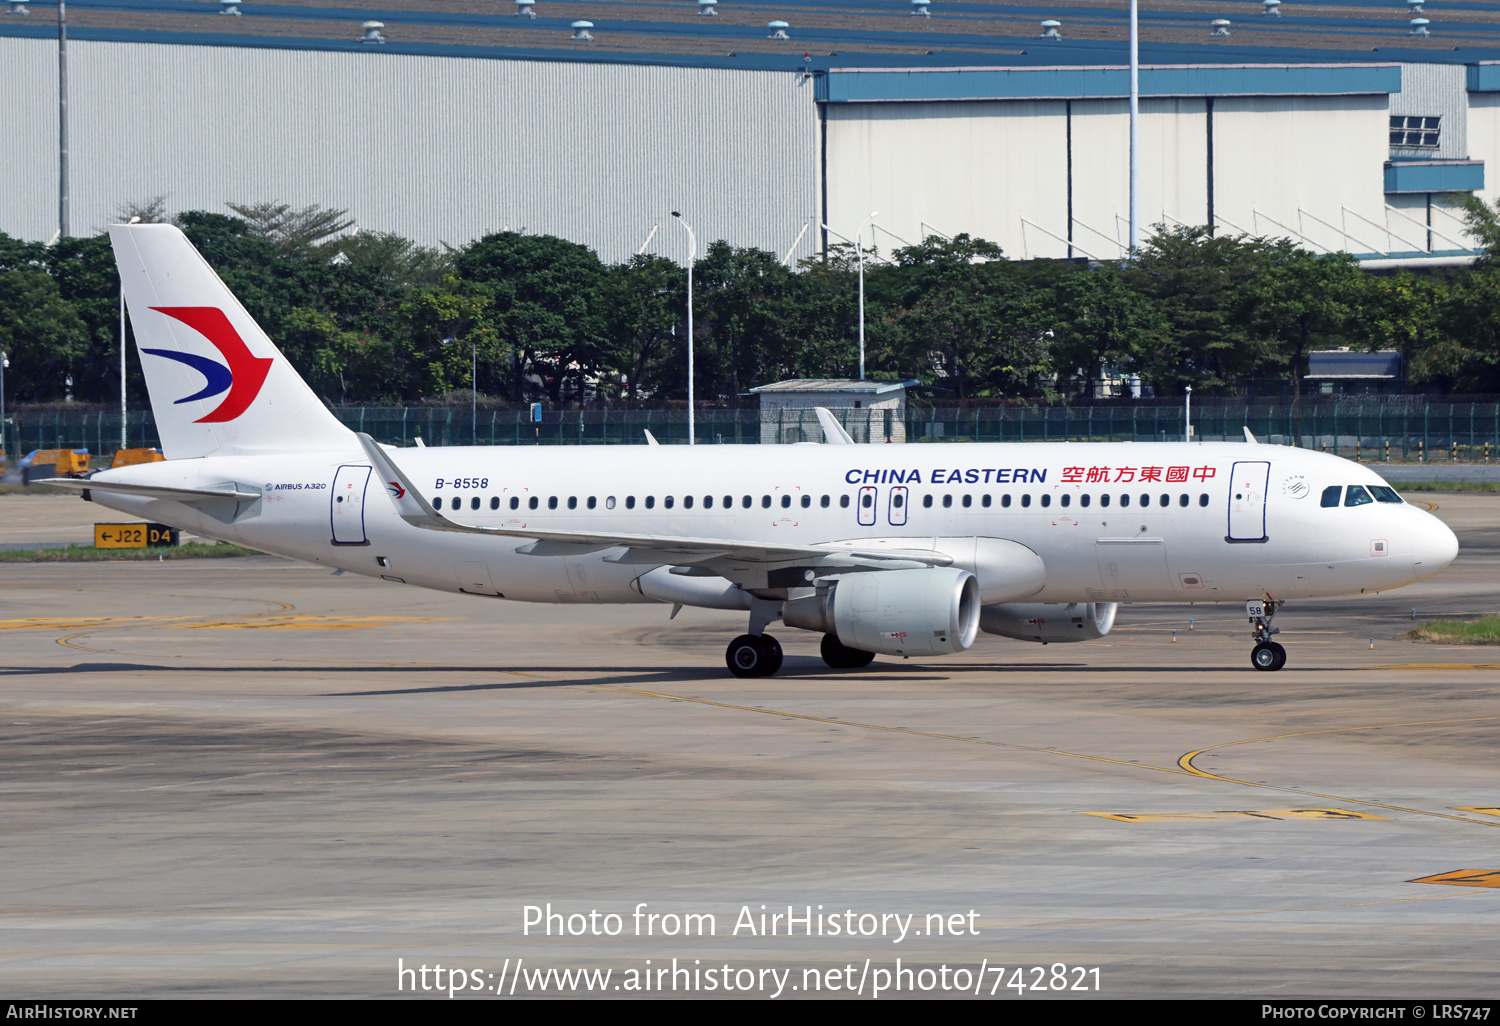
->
1184;385;1193;442
856;210;877;381
120;214;139;451
442;336;477;442
671;211;696;445
1128;0;1139;255
1;349;8;468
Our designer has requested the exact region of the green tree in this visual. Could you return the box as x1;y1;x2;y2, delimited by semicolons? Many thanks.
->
691;242;796;398
0;268;89;402
598;255;683;401
1041;263;1169;397
225;201;355;259
1245;242;1365;403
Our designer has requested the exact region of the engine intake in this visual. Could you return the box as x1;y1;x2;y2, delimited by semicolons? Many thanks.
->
783;567;980;656
979;602;1117;644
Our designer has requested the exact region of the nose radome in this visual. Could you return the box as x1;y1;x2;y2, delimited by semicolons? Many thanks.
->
1412;514;1459;582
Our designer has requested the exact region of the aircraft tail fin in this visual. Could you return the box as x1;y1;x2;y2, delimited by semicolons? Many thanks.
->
109;223;355;459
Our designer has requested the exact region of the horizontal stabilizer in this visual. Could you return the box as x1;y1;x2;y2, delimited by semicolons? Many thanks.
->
36;478;260;504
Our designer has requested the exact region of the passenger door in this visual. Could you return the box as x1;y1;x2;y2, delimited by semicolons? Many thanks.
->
857;485;877;527
1227;461;1271;542
330;465;371;545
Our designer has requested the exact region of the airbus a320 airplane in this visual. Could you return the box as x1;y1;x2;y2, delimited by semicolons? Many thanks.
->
49;224;1460;677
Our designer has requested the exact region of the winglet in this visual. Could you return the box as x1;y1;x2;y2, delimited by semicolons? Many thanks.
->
814;407;855;444
356;432;464;530
1243;426;1258;444
644;429;660;446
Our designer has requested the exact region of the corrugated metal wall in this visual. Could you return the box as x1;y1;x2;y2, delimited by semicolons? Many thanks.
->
0;36;821;263
1392;62;1467;160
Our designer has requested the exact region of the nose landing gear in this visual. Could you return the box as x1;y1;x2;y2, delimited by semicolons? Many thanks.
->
1247;598;1286;671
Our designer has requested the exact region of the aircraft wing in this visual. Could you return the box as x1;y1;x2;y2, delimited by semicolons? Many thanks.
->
36;477;261;505
356;433;950;568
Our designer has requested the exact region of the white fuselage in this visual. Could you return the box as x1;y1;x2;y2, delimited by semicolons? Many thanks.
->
86;440;1458;610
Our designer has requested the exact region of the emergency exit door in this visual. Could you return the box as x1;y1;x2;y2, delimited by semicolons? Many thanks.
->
331;465;372;545
1227;461;1270;542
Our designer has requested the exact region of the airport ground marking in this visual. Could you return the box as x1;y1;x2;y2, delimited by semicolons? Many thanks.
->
1081;808;1387;822
1176;717;1500;828
1409;869;1500;888
1370;663;1500;671
605;686;1193;778
164;615;458;630
1453;807;1500;817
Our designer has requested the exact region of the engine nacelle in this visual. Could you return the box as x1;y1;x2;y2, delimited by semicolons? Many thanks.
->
783;567;980;657
979;602;1117;644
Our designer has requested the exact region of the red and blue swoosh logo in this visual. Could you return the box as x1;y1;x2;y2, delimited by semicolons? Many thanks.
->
140;307;273;423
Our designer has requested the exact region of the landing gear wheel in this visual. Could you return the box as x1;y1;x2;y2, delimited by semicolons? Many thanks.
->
759;634;784;676
1251;642;1283;672
726;634;781;678
820;633;876;669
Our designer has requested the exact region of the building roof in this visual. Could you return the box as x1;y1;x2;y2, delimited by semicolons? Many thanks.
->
7;0;1500;74
1307;350;1403;378
749;378;918;394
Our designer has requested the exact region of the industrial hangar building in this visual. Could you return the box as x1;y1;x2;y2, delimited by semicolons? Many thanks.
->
5;0;1500;266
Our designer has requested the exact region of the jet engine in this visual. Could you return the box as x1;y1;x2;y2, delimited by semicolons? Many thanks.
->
782;567;980;657
979;602;1117;644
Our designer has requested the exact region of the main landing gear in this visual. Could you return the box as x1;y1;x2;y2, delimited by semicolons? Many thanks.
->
1247;598;1287;672
726;634;783;678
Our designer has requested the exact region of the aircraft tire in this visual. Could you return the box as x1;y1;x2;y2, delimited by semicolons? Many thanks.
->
1268;641;1287;671
820;633;876;669
760;634;784;676
726;634;774;678
1251;642;1281;672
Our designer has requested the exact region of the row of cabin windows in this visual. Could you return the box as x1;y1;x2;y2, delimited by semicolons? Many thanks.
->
431;491;1213;512
1320;484;1403;507
922;492;1210;509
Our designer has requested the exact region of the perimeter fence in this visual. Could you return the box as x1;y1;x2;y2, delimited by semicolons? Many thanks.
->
7;402;1500;466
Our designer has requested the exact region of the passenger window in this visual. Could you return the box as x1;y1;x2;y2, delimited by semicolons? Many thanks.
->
547;496;557;510
840;495;850;508
606;496;616;509
702;496;711;509
762;495;772;508
1120;494;1131;508
981;494;992;508
962;494;972;508
1369;485;1402;503
1100;494;1111;508
781;495;791;508
1040;494;1051;508
587;496;597;509
1159;494;1169;508
942;495;953;508
1060;493;1071;508
724;496;732;508
1080;494;1091;508
1198;493;1208;507
625;496;635;509
510;496;520;510
1001;494;1012;508
1021;494;1031;508
490;497;499;510
1321;486;1342;508
1178;494;1188;507
1345;485;1374;507
664;496;674;509
433;497;443;510
893;492;904;508
742;496;752;509
923;495;934;508
529;496;539;510
820;495;830;508
683;496;693;509
472;497;481;510
801;495;811;508
861;492;873;509
645;496;655;509
1140;493;1149;507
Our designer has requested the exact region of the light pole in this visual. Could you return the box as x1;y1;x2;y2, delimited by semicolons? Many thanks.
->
1184;385;1193;442
1128;0;1139;256
671;212;696;445
1;349;8;468
856;210;877;381
119;214;139;451
442;336;477;442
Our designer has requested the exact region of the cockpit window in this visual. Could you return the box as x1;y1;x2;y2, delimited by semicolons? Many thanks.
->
1369;485;1403;504
1321;486;1342;508
1344;485;1374;507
